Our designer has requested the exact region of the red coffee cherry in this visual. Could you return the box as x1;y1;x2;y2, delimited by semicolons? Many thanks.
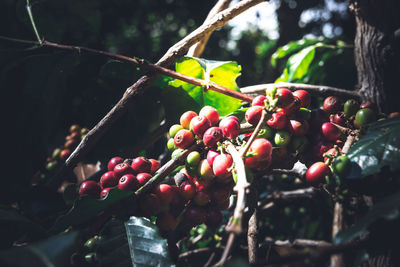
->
213;154;233;178
199;106;219;126
207;150;219;167
267;112;288;130
288;119;309;136
360;101;378;114
203;127;223;148
118;174;139;191
174;129;195;149
107;157;124;171
136;173;152;187
330;114;346;126
251;95;267;107
179;181;196;200
245;106;264;126
323;147;341;163
323;96;342;114
79;181;101;198
219;116;240;139
248;138;272;159
64;139;79;150
283;96;301;116
321;122;341;141
155;184;174;204
100;171;119;189
293;90;311;108
306;162;332;186
131;157;152;174
60;149;71;161
311;140;334;161
180;111;198;129
113;163;134;178
190;116;212;137
276;88;295;108
100;187;111;199
149;159;161;174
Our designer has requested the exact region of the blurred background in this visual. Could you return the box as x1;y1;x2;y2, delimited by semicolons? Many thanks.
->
0;0;356;202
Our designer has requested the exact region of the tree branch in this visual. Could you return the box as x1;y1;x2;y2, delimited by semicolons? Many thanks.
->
264;238;331;248
241;82;362;100
187;0;232;57
46;0;265;188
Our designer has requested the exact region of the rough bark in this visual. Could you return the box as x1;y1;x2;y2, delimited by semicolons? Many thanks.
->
351;0;400;113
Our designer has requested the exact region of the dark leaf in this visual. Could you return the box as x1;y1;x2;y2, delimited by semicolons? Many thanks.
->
347;118;400;177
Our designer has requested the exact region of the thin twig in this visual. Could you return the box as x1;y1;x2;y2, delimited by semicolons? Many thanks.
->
239;109;269;157
247;185;259;264
241;82;362;100
26;0;42;44
187;0;232;57
45;0;265;188
264;238;331;248
330;133;356;267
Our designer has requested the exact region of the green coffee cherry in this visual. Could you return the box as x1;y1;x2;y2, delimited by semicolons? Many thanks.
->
355;108;376;127
290;135;309;153
343;99;359;118
186;151;201;168
274;131;291;147
169;124;184;138
167;138;176;152
332;155;351;177
257;126;274;139
296;108;312;121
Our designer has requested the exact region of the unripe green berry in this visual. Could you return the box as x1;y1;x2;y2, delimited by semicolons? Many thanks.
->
343;99;359;118
257;126;274;139
274;131;291;147
169;124;184;138
167;138;176;152
186;151;201;168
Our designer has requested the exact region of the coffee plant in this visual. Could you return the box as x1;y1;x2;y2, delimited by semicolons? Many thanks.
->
1;1;400;267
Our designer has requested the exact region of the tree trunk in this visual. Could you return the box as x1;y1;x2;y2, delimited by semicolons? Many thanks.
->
351;0;400;113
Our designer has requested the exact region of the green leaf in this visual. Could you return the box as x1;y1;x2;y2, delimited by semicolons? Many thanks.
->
334;192;400;244
275;44;317;83
0;231;80;267
125;216;175;266
347;118;400;177
168;56;242;116
48;188;133;235
271;37;324;67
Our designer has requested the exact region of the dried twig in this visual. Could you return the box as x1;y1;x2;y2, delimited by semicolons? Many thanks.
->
241;82;361;100
187;0;232;57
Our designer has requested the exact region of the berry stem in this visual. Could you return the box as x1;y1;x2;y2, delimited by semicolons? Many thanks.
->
239;109;269;158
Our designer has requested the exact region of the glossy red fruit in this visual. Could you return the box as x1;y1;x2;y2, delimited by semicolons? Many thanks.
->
206;208;223;228
184;206;207;226
207;150;219;166
155;184;174;204
100;187;111;199
388;112;400;119
252;95;267;107
190;116;211;137
219;116;240;139
174;129;195;149
321;122;341;141
245;106;264;126
306;162;332;186
140;193;160;217
60;149;71;161
156;213;177;231
118;174;139;191
283;97;301;116
203;127;223;148
131;157;152;174
100;171;119;189
360;101;378;114
247;138;273;160
311;140;334;161
288;119;309;136
179;181;196;200
267;112;288;130
79;181;101;198
330;114;346;126
193;191;211;206
107;157;124;171
323;96;342;114
180;111;197;129
323;147;341;163
136;173;152;186
213;154;233;178
64;139;79;150
149;159;161;174
199;106;219;126
276;88;295;108
293;90;311;108
113;163;134;178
